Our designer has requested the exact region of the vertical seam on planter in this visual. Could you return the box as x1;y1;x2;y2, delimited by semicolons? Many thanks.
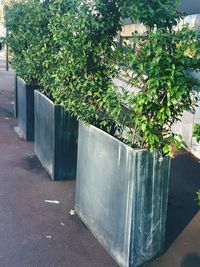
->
157;152;164;252
53;104;57;180
34;90;37;155
25;83;29;140
161;157;171;250
149;151;156;256
75;123;82;210
129;151;137;267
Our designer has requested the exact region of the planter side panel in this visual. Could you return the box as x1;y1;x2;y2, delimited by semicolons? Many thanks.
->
130;152;170;267
35;91;78;180
17;77;35;141
54;106;78;179
75;123;135;267
35;91;55;177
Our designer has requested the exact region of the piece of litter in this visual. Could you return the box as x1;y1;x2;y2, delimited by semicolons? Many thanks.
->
13;126;24;138
44;200;60;204
69;209;76;216
46;236;52;239
26;153;35;158
61;222;65;226
4;117;9;120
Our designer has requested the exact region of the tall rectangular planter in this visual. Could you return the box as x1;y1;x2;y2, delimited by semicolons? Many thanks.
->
17;77;36;141
34;91;78;181
75;123;170;267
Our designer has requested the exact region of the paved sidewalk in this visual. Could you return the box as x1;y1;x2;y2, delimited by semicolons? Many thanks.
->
0;51;200;267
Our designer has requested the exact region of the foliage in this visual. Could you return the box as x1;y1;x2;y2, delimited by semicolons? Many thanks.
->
4;0;200;156
114;0;200;156
40;0;124;131
124;0;183;30
193;124;200;143
195;190;200;206
121;27;200;156
4;0;49;84
0;0;16;22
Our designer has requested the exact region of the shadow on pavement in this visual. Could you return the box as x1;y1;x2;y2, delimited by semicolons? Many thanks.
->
180;253;200;267
165;150;200;249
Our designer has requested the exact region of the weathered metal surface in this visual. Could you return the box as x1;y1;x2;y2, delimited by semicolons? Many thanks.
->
17;77;36;141
34;91;78;181
75;123;170;267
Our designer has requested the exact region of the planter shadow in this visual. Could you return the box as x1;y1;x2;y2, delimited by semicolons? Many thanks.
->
165;150;200;249
34;91;78;181
180;253;200;267
75;123;171;267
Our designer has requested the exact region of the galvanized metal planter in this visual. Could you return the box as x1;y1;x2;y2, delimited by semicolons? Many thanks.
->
16;77;36;141
75;123;170;267
34;91;78;181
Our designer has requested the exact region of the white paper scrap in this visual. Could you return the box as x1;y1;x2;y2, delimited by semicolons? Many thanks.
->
44;200;60;204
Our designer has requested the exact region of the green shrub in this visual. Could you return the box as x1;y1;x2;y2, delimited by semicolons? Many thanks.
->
195;190;200;206
193;124;200;143
39;0;200;156
121;27;200;156
5;0;200;156
124;0;183;30
40;0;124;132
4;0;49;84
118;0;200;156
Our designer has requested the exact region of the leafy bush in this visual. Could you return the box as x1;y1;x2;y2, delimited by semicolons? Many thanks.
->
5;0;200;156
193;124;200;143
40;0;124;132
195;190;200;206
44;0;200;156
4;0;49;84
121;27;200;156
118;1;200;156
124;0;182;30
